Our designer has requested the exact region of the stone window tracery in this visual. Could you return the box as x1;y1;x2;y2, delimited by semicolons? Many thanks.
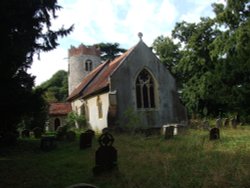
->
136;69;156;109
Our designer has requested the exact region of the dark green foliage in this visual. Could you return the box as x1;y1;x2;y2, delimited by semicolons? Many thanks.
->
0;0;73;143
94;42;126;61
154;1;250;121
38;70;68;102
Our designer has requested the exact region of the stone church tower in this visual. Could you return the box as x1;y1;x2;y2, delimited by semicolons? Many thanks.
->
68;44;102;94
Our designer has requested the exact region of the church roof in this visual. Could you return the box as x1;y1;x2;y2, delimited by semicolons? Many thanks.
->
49;102;72;116
67;44;135;101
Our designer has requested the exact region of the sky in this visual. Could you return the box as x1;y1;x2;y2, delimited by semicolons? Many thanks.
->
28;0;225;86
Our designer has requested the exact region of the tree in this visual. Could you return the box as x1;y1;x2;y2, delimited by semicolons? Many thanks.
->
152;35;182;88
38;70;68;102
0;0;73;143
210;0;250;121
94;42;126;61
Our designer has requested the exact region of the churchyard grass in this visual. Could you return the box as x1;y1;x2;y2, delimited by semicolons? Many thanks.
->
1;127;250;188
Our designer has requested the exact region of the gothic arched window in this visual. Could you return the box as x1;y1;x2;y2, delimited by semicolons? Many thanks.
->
136;69;156;109
85;59;93;71
97;96;103;118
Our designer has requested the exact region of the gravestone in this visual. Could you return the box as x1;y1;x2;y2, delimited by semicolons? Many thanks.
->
164;126;174;139
40;136;56;151
21;129;30;138
224;118;229;128
231;118;238;129
202;120;210;130
33;127;43;138
215;118;222;128
93;132;117;176
209;128;220;140
79;130;94;149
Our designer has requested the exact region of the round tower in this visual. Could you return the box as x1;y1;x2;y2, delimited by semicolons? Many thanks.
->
68;44;102;95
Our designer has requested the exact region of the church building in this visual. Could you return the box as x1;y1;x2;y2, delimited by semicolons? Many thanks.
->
67;34;187;132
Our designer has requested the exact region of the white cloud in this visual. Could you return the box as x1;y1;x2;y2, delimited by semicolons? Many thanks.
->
30;0;218;85
28;47;68;85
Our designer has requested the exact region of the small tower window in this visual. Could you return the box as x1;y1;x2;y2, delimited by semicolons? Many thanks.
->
97;96;103;119
85;59;93;71
136;69;156;109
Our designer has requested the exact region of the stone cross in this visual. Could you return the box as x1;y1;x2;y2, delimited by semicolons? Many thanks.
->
93;132;118;176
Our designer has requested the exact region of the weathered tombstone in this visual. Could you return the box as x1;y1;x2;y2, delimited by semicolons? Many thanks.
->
40;136;56;151
164;126;174;139
215;118;222;128
202;120;210;130
66;183;98;188
93;132;118;176
231;118;238;129
224;118;229;128
79;130;94;149
209;128;220;140
21;129;30;138
33;127;43;138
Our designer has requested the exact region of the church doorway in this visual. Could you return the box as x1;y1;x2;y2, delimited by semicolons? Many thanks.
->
54;118;61;131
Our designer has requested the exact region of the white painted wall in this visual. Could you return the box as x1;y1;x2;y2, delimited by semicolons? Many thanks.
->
86;93;109;132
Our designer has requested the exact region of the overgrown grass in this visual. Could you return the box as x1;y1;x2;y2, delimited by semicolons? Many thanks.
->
1;127;250;188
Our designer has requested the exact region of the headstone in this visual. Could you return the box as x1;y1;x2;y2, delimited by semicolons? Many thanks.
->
202;120;210;130
21;129;30;138
224;118;229;128
33;127;43;138
79;130;94;149
231;118;238;129
40;136;56;151
93;132;118;176
164;126;174;139
215;118;222;128
66;183;98;188
209;128;220;140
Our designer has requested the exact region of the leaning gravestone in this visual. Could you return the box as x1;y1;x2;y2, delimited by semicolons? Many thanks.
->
215;118;222;128
93;132;117;176
164;126;174;139
79;130;95;149
209;128;220;140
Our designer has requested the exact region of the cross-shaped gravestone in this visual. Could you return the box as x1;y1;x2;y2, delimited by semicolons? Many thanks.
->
93;132;117;176
209;128;220;140
79;130;95;149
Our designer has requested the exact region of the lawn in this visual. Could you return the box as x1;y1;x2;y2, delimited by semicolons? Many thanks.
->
1;127;250;188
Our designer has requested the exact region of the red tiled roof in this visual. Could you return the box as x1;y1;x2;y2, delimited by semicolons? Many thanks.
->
49;103;72;116
67;46;135;101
